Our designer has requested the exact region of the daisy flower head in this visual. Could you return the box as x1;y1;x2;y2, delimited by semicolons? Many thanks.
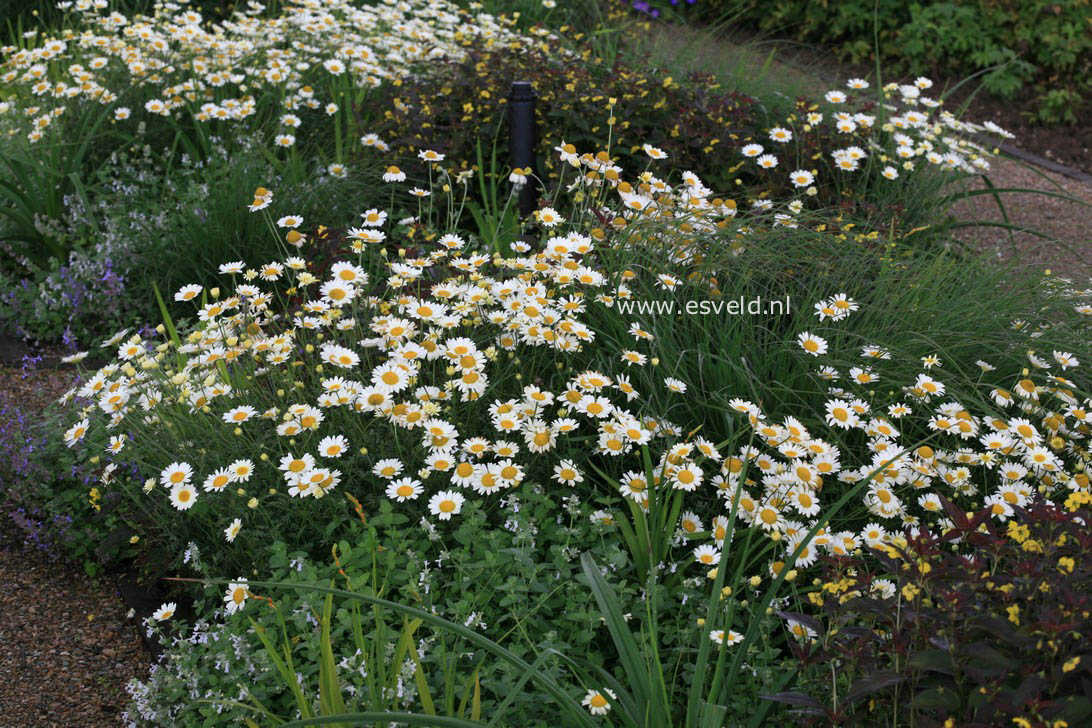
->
741;143;764;158
768;127;792;143
174;284;202;302
554;460;583;486
386;478;423;502
756;154;778;169
846;78;869;89
679;511;703;534
152;602;177;621
318;434;349;458
360;208;388;227
203;468;232;492
825;399;858;429
219;260;246;275
169;482;198;511
428;490;465;520
64;418;90;448
276;214;303;229
536;207;563;227
382;166;406;183
825;90;847;103
224;580;248;615
373;458;404;479
1054;351;1079;369
160;461;193;487
789;169;814;188
229;459;255;482
642;143;667;159
418;149;445;163
582;688;616;716
509;167;529;185
798;331;828;356
694;544;721;566
786;618;817;641
224;518;242;542
664;377;687;393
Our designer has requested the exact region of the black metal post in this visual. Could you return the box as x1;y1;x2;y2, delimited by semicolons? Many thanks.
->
508;81;538;219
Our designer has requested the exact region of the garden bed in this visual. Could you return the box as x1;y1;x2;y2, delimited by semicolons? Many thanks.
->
0;1;1090;725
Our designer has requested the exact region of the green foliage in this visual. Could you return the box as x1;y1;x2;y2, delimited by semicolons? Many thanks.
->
647;0;1091;124
373;30;759;195
780;496;1092;725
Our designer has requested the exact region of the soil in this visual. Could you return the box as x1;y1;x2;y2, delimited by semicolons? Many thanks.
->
0;365;153;727
948;158;1092;282
0;544;153;727
932;84;1090;174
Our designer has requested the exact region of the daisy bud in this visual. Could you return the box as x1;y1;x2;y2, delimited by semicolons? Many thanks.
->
247;498;259;509
233;428;242;436
749;575;762;587
155;324;165;334
143;478;156;492
90;456;100;464
259;453;268;461
305;344;314;353
210;287;220;298
786;570;798;582
359;447;368;455
697;618;705;626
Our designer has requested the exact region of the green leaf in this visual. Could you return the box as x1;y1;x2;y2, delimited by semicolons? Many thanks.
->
151;281;181;348
906;648;955;675
318;590;348;722
911;686;961;711
579;553;655;721
279;713;482;727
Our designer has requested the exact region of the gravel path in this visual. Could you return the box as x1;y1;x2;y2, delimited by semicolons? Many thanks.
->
950;157;1092;282
0;365;152;727
0;545;152;727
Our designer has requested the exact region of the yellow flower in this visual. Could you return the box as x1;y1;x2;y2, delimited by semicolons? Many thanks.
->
1063;656;1080;673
